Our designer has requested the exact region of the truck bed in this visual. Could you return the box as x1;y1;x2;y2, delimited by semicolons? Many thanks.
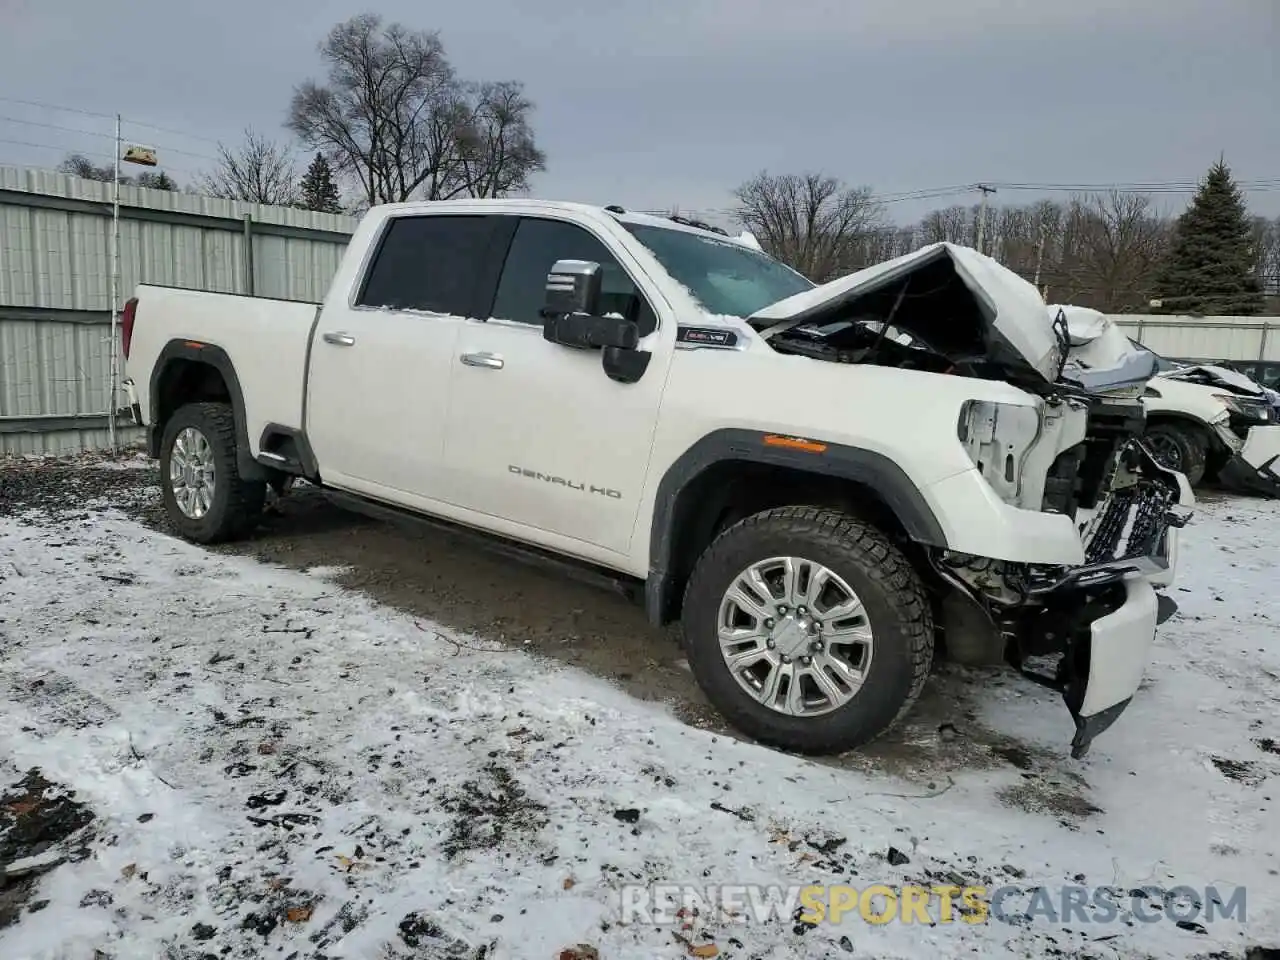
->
126;285;320;458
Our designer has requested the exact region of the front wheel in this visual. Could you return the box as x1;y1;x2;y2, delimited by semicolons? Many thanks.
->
1144;421;1208;486
159;402;265;544
680;506;934;755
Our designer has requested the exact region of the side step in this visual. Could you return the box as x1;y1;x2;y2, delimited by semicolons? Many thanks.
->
320;488;646;606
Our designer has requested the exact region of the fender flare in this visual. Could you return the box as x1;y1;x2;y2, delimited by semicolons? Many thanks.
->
644;428;948;624
148;339;264;479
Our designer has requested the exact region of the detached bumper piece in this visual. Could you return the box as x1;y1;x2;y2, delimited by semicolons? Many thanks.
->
1219;424;1280;498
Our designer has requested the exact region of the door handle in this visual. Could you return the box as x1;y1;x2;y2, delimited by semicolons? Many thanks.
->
460;351;504;369
322;331;356;346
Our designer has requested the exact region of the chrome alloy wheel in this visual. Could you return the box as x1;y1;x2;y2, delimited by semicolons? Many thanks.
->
169;426;217;519
716;556;874;717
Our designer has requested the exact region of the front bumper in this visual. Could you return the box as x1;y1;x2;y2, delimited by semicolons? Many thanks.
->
1218;423;1280;497
1008;443;1194;758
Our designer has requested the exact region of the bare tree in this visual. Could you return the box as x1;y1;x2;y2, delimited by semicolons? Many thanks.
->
287;14;546;206
731;171;886;281
1053;192;1168;311
200;129;298;205
454;80;546;198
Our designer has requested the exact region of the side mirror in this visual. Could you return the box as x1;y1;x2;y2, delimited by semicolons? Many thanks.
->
543;312;639;351
545;259;602;318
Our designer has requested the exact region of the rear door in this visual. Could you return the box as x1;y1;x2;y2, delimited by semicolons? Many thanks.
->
438;214;670;559
305;213;503;499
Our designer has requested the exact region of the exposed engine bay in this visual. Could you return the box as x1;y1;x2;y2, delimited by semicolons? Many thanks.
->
756;246;1073;397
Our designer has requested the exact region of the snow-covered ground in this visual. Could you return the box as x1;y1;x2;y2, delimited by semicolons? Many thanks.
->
0;467;1277;959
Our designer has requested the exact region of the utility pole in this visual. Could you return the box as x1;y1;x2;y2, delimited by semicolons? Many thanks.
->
108;113;121;455
975;183;996;255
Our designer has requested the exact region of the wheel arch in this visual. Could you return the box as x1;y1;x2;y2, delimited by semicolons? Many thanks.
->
645;428;947;626
149;340;266;481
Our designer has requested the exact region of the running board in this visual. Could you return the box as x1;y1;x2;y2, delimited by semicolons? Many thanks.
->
320;488;646;606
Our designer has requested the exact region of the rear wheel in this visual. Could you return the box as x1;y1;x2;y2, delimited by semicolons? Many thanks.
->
680;506;933;755
1144;421;1207;486
159;402;265;543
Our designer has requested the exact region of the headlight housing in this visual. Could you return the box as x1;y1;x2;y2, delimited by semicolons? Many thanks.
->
1212;393;1273;423
957;399;1045;506
958;397;1090;510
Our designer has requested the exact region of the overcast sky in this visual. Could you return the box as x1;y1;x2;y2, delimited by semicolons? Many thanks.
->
0;0;1276;223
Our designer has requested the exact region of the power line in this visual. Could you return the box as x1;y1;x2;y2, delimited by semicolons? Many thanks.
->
0;113;219;164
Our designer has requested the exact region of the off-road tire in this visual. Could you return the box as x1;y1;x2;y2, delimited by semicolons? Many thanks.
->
1144;421;1208;486
680;505;934;755
159;401;265;544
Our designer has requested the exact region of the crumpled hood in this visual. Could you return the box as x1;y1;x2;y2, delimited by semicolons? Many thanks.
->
748;242;1066;383
1161;363;1266;397
1051;304;1160;393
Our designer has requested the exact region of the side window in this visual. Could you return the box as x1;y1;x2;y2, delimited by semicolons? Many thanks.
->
357;215;495;315
490;217;657;335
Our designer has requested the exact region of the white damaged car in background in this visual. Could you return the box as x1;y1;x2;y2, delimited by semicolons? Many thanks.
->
1053;304;1280;497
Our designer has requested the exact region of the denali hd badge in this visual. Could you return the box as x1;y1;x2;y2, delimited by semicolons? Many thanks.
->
676;326;738;348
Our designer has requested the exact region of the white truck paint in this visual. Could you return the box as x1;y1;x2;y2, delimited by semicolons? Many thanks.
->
122;200;1193;759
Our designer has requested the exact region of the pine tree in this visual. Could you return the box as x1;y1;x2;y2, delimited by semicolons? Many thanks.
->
298;153;342;213
135;171;178;191
1153;159;1264;315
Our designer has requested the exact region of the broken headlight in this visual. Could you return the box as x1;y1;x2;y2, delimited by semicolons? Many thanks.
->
956;399;1044;506
1212;393;1273;424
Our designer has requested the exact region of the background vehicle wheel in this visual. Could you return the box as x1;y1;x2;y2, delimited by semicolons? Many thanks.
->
680;505;933;755
1144;422;1207;486
159;402;265;544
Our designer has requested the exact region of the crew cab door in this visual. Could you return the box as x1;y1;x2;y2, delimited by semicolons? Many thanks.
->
439;214;670;561
305;213;502;498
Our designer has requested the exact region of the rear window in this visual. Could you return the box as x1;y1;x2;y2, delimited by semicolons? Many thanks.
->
357;215;495;316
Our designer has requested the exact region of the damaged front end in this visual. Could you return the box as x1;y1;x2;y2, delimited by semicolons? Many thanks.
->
1160;366;1280;496
747;245;1194;757
935;425;1192;759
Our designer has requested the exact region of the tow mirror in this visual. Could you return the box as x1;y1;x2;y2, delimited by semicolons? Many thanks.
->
542;312;639;351
542;258;638;351
544;259;602;318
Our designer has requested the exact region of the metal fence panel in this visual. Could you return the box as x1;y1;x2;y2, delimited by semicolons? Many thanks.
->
0;166;354;455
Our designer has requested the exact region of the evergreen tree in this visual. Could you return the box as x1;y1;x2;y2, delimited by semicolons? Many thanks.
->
298;153;342;213
1153;159;1264;315
135;171;178;191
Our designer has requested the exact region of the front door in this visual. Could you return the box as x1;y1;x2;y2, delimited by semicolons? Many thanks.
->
305;213;501;500
440;214;670;560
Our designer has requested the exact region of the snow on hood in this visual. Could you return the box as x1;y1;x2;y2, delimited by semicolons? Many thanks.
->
749;242;1065;382
732;231;763;251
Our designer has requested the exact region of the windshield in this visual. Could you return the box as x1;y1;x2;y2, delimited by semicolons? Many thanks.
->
621;222;814;318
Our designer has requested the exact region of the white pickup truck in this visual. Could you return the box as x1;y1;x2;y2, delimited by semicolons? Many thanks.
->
121;199;1193;759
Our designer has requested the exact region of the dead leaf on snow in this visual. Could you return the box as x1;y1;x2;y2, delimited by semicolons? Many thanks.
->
557;945;599;960
257;742;277;755
689;945;719;958
336;855;372;873
286;904;314;923
5;798;40;817
562;876;576;890
120;864;137;880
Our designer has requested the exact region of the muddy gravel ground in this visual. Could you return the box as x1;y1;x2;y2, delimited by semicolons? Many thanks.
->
0;454;1092;801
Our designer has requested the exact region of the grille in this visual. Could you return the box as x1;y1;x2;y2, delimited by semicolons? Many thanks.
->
1082;481;1175;565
